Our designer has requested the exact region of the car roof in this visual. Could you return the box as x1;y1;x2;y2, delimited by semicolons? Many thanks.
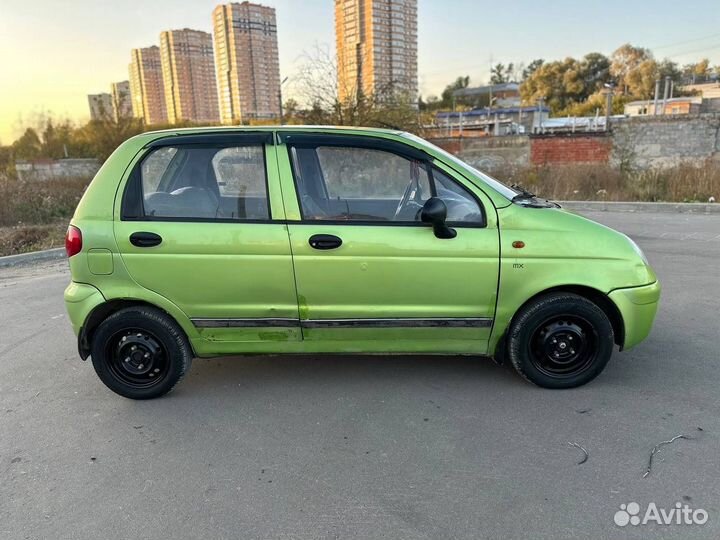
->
142;125;406;137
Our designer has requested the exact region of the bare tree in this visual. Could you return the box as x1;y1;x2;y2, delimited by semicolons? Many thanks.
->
289;43;421;132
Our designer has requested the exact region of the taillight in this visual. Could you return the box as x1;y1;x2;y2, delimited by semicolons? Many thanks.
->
65;225;82;257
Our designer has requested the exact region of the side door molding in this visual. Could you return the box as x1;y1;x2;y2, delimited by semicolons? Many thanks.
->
191;317;493;329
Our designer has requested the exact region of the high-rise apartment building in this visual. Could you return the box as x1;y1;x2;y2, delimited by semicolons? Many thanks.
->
111;80;133;121
335;0;418;103
160;29;220;124
129;46;168;125
213;2;281;123
87;93;113;121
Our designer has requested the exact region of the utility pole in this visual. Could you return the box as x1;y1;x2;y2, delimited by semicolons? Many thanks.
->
603;82;614;131
488;53;494;115
661;76;671;115
653;79;660;115
278;76;288;124
605;91;612;130
536;97;544;134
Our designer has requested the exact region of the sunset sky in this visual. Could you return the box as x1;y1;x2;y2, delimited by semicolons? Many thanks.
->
1;0;719;144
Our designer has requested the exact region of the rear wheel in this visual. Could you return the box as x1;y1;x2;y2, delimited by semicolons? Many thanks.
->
90;306;192;399
507;293;614;389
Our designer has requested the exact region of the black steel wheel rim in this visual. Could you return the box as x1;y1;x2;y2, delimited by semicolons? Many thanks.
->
528;315;598;378
105;328;168;388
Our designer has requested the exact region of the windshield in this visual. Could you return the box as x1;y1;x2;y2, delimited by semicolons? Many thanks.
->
402;133;520;201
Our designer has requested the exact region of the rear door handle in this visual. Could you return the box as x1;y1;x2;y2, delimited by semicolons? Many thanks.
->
129;231;163;248
309;234;342;250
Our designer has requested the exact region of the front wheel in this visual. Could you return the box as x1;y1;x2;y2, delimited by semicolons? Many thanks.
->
507;293;614;389
90;306;193;399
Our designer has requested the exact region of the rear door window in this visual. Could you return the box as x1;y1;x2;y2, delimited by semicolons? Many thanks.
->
130;144;269;220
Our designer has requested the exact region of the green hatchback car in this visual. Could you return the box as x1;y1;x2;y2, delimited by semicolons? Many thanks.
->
64;126;660;399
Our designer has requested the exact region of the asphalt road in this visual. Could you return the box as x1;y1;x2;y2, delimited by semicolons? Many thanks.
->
1;210;719;540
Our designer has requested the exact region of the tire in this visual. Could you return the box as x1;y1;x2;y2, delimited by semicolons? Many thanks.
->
507;293;614;389
90;306;193;399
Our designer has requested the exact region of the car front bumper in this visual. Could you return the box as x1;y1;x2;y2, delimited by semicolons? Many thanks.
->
608;280;661;350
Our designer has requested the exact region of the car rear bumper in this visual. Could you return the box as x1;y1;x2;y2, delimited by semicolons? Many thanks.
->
609;280;661;350
64;282;105;336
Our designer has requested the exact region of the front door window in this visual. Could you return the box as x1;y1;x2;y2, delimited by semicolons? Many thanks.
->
290;144;483;225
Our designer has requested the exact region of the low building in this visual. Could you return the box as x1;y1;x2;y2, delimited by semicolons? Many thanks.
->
624;96;702;116
682;81;720;99
432;105;549;137
452;83;521;108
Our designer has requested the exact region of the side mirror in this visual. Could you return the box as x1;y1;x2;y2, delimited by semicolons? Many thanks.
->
421;197;457;239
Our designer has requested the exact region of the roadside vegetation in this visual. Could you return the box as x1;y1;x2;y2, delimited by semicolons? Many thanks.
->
497;162;720;203
0;174;89;256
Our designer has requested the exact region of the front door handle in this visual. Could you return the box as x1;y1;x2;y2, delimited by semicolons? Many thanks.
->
129;231;163;248
309;234;342;250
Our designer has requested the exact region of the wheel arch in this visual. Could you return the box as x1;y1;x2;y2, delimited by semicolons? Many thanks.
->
494;284;625;361
79;299;195;360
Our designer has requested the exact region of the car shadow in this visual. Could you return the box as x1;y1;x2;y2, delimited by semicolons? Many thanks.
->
180;353;523;396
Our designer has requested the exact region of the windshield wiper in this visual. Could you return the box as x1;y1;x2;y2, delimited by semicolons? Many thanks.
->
510;183;536;201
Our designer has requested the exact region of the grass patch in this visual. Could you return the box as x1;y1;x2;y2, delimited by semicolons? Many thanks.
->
0;173;89;256
0;175;90;227
493;162;720;202
0;221;67;257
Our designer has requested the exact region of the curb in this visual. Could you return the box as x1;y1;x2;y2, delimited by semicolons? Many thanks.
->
559;201;720;214
0;247;66;269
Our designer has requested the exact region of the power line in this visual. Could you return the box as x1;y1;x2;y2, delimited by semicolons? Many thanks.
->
650;32;720;51
663;42;720;60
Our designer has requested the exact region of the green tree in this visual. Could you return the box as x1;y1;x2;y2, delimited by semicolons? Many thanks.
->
12;128;43;160
440;76;470;107
520;57;587;112
610;44;653;94
682;58;711;82
579;52;611;92
490;63;515;84
0;145;14;174
41;119;76;159
623;59;660;98
522;59;544;80
563;92;633;116
418;95;440;112
281;98;300;123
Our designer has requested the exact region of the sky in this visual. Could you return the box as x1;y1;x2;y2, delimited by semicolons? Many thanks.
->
1;0;719;144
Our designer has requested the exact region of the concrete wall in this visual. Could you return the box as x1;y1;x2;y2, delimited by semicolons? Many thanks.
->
15;158;101;181
610;114;720;169
429;113;720;170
